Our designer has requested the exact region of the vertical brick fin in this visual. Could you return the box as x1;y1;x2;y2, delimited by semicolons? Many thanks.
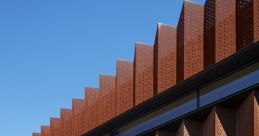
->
32;133;40;136
60;109;72;136
116;60;134;115
72;99;84;136
203;106;236;136
134;43;154;105
83;89;90;132
204;0;215;67
255;0;259;42
177;1;204;81
156;130;176;136
100;75;116;121
237;0;254;50
203;108;215;136
85;87;99;130
215;0;236;62
41;126;50;136
176;119;202;136
50;118;60;136
154;23;177;94
99;75;116;122
236;91;259;136
215;106;236;136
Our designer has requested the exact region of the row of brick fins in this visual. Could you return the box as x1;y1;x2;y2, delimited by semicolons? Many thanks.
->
155;91;259;136
33;0;259;135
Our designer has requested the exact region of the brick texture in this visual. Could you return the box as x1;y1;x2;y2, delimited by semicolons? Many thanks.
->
41;126;50;136
50;118;60;136
176;119;202;136
177;1;204;81
237;0;259;50
85;87;99;130
236;91;259;136
72;99;84;136
116;60;134;115
204;0;236;67
32;133;40;136
99;75;116;123
60;109;72;136
134;43;154;105
154;23;177;94
203;106;236;136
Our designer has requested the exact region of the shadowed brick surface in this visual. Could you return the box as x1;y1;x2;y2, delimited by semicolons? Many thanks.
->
154;23;177;94
156;130;176;136
236;91;259;136
176;119;203;136
203;106;236;136
237;0;259;50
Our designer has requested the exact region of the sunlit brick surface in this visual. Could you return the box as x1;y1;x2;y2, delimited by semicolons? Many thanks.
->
154;24;177;93
116;60;133;115
99;75;116;122
85;87;99;130
60;109;72;136
41;126;50;136
78;108;85;135
50;118;60;136
204;0;236;67
177;1;204;81
32;133;40;136
72;99;84;136
134;43;154;105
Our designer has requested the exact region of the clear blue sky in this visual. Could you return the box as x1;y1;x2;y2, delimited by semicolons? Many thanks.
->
0;0;205;135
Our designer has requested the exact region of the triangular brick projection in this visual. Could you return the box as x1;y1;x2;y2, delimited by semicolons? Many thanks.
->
60;108;72;136
176;119;203;136
177;1;204;82
204;0;236;67
154;23;177;94
203;106;236;136
116;59;134;115
236;91;259;136
84;87;99;131
134;42;154;105
72;99;84;136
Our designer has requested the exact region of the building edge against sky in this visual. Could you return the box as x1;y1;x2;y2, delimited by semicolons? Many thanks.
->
33;0;259;135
